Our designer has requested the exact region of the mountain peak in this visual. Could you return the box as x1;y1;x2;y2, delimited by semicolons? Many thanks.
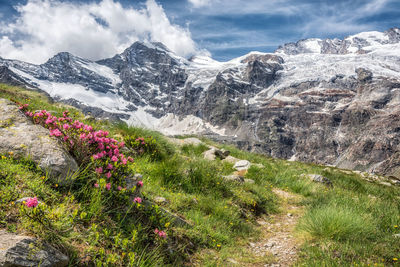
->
44;51;83;65
275;28;400;56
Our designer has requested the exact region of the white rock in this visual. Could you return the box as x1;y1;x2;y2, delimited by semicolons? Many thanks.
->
233;160;251;171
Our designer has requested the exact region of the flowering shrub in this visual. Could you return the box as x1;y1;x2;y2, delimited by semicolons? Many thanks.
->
17;103;134;191
154;228;167;239
24;197;38;208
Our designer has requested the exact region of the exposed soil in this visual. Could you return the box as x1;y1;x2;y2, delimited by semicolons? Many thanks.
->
247;188;304;267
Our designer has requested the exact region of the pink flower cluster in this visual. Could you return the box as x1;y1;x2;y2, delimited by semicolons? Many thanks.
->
24;197;38;208
18;104;138;193
18;104;29;110
154;228;167;238
135;137;146;145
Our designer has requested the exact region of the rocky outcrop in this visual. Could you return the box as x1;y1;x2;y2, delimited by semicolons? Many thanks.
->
0;99;78;183
0;230;69;267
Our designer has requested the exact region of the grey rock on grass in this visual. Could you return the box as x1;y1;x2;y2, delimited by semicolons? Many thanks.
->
0;99;78;184
0;230;69;267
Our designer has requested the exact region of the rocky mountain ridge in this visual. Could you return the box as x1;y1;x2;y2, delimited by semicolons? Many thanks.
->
1;27;400;177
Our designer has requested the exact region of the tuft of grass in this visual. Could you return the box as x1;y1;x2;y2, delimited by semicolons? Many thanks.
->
297;204;376;241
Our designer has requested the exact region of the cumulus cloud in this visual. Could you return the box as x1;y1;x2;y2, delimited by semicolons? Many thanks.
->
0;0;198;64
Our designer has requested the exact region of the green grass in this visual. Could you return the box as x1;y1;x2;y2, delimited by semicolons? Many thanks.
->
0;83;399;266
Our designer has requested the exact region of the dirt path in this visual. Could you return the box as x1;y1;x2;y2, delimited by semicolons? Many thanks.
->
248;188;304;267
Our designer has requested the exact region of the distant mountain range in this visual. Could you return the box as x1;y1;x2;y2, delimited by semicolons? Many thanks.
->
1;27;400;178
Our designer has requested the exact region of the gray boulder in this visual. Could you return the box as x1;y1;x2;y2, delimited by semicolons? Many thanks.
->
0;230;69;267
0;99;78;184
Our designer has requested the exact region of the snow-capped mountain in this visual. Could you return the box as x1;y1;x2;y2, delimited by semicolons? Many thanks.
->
1;27;400;177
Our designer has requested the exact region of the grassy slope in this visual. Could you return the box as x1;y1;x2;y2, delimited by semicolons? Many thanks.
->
0;84;399;266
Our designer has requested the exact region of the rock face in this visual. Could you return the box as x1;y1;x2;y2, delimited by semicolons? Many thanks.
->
0;99;78;183
0;230;69;267
1;28;400;177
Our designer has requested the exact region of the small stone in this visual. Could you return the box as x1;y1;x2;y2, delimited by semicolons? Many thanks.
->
222;156;241;164
233;160;251;171
303;174;333;187
222;175;244;183
379;181;392;187
153;196;167;204
203;147;217;160
390;179;400;186
394;234;400;238
227;258;238;265
287;213;293;217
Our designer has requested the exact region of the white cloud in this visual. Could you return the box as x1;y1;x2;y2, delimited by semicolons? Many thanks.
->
300;0;392;37
0;0;198;64
188;0;212;8
188;0;299;15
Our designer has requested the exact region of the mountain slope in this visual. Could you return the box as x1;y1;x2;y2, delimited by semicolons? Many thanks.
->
1;28;400;177
0;84;399;266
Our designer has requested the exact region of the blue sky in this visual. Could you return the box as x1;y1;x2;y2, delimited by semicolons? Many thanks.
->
0;0;399;63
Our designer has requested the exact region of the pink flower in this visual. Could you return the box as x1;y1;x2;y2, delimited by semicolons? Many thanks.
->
63;124;70;130
95;167;103;174
106;172;112;179
158;231;167;238
154;228;166;238
128;156;134;162
134;197;142;203
49;129;62;137
113;148;119;155
105;183;111;190
117;186;122;191
106;164;113;170
111;156;118;162
122;158;127;165
94;183;99;188
84;125;93;131
79;133;86;139
137;181;143;187
24;197;38;208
